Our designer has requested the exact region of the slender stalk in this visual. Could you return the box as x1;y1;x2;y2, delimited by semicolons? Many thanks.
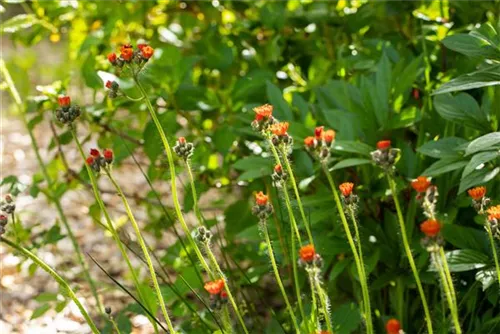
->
185;159;203;227
106;171;176;333
262;222;300;333
307;271;319;331
1;237;99;334
278;145;314;245
0;59;103;315
439;248;458;308
10;212;20;244
386;175;434;334
71;129;159;333
433;252;461;334
485;224;500;290
221;306;233;334
109;316;122;334
314;278;334;334
323;163;373;334
204;246;250;334
289;215;307;327
134;77;214;279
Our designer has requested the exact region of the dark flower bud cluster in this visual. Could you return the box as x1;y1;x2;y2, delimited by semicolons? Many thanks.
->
0;214;8;236
271;164;288;186
370;140;400;172
107;44;154;71
304;126;336;161
1;194;16;214
105;80;120;99
269;122;293;147
173;137;194;160
195;226;213;244
55;96;81;125
86;148;114;173
251;192;273;221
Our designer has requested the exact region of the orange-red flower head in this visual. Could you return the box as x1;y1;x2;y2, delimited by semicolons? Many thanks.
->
270;122;289;136
304;136;315;148
86;156;95;166
253;104;273;121
377;140;391;150
487;205;500;220
255;191;268;206
141;45;154;59
339;182;354;197
274;164;282;173
299;244;315;263
204;279;225;295
385;318;401;334
411;176;431;193
323;129;336;144
314;126;324;140
178;137;186;144
89;148;100;157
420;219;441;237
58;95;71;107
103;149;113;163
468;186;486;201
107;52;117;63
121;47;134;61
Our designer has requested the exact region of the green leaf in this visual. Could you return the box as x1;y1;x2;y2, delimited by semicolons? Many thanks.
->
458;167;500;194
1;14;39;33
387;106;420;129
331;158;371;170
417;137;468;158
35;292;59;303
433;64;500;94
266;82;293;120
82;55;102;89
442;224;490;254
434;93;489;131
462;151;499;178
233;156;272;171
442;34;500;59
421;157;468;177
443;249;489;272
374;53;391;126
143;111;178;161
465;132;500;156
331;303;362;334
476;269;497;291
31;304;51;320
333;140;374;157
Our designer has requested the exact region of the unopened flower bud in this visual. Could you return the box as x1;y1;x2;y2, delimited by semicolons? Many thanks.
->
103;149;114;164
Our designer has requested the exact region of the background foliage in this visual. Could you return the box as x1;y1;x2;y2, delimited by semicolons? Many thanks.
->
2;0;500;333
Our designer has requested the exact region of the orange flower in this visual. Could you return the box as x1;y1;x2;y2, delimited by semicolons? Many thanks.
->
58;95;71;107
274;164;282;173
178;137;186;144
304;136;315;148
255;191;268;206
204;279;225;295
299;244;315;262
377;140;391;150
107;52;117;63
253;104;273;121
420;219;441;237
314;126;324;139
103;149;113;163
411;176;431;193
86;156;95;166
323;129;336;144
121;47;134;61
141;45;154;59
487;205;500;219
270;122;289;136
339;182;354;197
385;318;401;334
468;186;486;201
120;44;133;53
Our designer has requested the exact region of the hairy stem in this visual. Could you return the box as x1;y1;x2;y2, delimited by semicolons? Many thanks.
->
314;277;334;334
185;159;203;227
387;175;434;334
323;163;373;334
106;171;176;333
485;223;500;290
1;237;99;333
307;271;319;332
262;221;300;333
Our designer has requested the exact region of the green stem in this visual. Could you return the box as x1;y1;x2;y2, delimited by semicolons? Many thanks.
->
71;129;159;333
10;212;20;244
204;246;250;334
433;251;461;334
439;248;457;308
485;223;500;290
106;171;176;333
1;237;99;333
134;77;214;279
262;221;300;333
386;175;434;334
109;316;122;334
307;271;319;331
0;59;103;315
278;145;314;245
289;211;307;327
314;277;334;334
186;159;203;227
322;163;373;334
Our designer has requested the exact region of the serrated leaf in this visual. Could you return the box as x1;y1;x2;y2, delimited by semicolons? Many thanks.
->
465;132;500;156
462;151;499;178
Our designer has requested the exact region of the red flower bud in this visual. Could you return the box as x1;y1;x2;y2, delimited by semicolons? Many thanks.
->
141;45;154;59
420;219;441;237
120;48;134;61
412;88;420;100
107;52;117;63
468;186;486;201
137;43;147;50
204;279;225;295
105;80;113;89
58;96;71;107
299;244;315;263
314;126;324;140
377;140;391;150
411;176;431;193
103;149;113;163
178;137;186;144
304;136;315;148
86;156;95;165
323;129;336;144
255;191;268;206
89;148;100;157
339;182;354;197
274;164;282;173
386;318;401;334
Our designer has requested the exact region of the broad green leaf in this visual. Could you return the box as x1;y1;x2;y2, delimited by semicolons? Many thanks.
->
433;64;500;94
35;292;59;303
417;137;468;158
266;82;293;120
333;140;374;157
1;14;39;33
233;156;272;171
434;93;489;131
143;111;178;161
458;167;500;194
442;34;500;59
442;224;490;254
332;158;371;170
442;249;489;272
462;151;499;178
81;55;102;89
387;107;420;129
375;53;391;126
421;157;468;177
465;132;500;156
31;304;51;320
331;303;362;334
476;269;497;291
